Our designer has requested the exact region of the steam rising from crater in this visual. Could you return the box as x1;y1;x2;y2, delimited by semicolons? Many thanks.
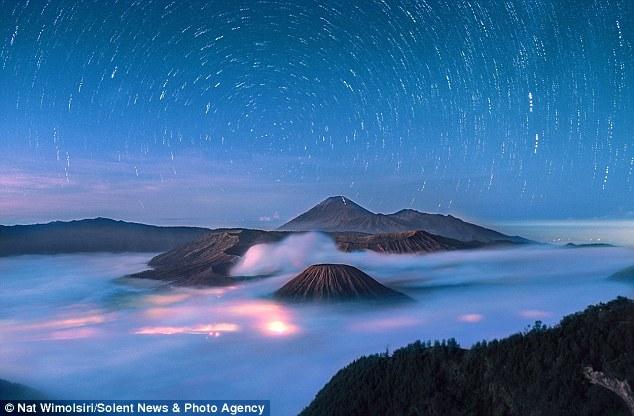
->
230;232;342;276
229;231;439;277
230;232;634;290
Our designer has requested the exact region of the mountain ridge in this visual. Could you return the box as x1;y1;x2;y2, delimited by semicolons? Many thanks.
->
130;229;473;286
0;196;530;259
0;218;210;256
279;196;527;243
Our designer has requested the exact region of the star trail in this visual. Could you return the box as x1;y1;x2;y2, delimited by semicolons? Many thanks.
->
0;0;632;225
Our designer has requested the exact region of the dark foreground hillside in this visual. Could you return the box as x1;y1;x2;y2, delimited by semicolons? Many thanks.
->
302;297;634;416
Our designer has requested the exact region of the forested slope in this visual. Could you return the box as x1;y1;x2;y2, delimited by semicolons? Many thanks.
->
302;297;634;416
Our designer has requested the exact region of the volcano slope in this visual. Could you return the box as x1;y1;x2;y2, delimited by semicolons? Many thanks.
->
274;264;410;303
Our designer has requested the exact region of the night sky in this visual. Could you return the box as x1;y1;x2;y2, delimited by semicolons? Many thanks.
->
1;0;633;227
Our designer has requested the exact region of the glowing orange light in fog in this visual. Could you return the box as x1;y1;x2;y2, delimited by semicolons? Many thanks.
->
263;320;297;336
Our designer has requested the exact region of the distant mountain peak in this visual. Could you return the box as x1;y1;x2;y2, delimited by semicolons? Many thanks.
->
316;196;369;212
279;196;526;243
323;195;348;203
278;195;381;232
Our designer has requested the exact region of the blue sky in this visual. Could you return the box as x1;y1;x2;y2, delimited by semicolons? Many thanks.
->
1;0;633;226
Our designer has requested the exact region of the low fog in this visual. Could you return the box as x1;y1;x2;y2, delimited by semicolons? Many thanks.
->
1;241;633;414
